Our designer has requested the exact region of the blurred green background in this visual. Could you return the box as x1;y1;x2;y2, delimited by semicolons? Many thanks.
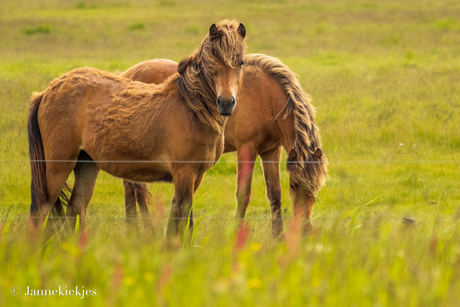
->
1;0;460;306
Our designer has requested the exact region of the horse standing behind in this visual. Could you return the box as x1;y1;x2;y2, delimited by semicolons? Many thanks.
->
28;20;247;236
121;54;328;236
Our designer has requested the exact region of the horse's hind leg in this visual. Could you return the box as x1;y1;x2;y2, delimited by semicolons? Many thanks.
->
261;147;283;237
134;182;153;229
43;161;77;228
123;181;138;230
67;152;99;230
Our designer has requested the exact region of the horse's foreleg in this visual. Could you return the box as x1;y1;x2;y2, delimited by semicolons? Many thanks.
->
260;147;283;237
168;174;204;234
235;146;257;219
123;180;138;230
67;159;99;231
188;174;205;230
166;172;196;238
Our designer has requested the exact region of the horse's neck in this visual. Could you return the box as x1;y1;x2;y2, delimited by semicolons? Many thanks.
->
176;74;224;133
272;112;296;153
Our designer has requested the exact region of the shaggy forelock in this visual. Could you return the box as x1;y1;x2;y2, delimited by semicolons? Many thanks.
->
208;20;245;68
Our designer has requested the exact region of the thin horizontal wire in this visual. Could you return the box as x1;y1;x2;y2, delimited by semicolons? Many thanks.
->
2;159;316;164
0;159;459;164
1;216;300;221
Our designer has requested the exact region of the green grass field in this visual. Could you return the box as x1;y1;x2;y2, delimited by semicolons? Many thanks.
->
1;0;460;305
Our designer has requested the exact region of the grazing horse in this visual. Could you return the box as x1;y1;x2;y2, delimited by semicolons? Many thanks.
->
27;20;247;236
121;54;328;236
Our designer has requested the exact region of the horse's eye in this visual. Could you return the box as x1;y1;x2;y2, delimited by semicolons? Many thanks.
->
240;60;245;66
290;184;295;190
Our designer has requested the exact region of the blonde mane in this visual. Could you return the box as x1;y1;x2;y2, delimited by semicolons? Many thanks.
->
177;19;246;133
245;54;328;196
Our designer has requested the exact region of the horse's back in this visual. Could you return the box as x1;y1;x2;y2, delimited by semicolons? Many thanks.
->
40;67;124;110
36;67;167;161
121;60;178;85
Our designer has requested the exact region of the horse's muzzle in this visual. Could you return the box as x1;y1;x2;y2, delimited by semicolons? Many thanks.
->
217;96;236;116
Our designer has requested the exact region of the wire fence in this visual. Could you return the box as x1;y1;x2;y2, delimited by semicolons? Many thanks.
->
1;216;298;221
0;158;458;223
1;159;460;164
0;213;423;225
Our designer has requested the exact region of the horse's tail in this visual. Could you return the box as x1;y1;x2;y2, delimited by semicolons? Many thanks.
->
28;92;48;216
133;183;153;207
28;92;70;218
245;54;328;196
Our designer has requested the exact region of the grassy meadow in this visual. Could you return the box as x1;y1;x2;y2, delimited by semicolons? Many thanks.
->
1;0;460;305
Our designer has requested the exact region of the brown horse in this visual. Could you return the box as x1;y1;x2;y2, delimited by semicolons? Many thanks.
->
28;20;247;236
121;54;328;236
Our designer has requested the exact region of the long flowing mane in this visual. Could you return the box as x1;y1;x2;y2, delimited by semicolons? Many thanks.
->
245;54;328;196
177;19;246;133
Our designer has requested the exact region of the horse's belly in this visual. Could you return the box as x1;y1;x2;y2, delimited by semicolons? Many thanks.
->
122;169;173;183
97;161;172;183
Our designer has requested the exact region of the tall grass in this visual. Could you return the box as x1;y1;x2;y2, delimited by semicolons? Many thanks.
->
2;206;460;306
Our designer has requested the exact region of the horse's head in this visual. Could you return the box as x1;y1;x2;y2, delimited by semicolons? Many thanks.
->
177;20;246;133
286;147;326;234
207;21;246;116
288;177;316;233
176;20;246;131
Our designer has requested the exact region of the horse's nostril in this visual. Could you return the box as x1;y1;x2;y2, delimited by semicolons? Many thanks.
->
217;96;236;110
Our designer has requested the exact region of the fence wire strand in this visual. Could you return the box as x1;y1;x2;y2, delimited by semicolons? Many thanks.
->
1;159;459;164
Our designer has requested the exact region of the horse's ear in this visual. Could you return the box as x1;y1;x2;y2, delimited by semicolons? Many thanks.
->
178;56;193;75
209;23;219;38
314;148;322;160
238;23;246;39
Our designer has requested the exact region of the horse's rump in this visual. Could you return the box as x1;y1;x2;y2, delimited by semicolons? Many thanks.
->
28;92;71;216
